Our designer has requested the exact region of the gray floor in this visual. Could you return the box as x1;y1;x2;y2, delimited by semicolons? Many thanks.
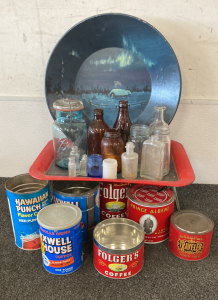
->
1;178;217;300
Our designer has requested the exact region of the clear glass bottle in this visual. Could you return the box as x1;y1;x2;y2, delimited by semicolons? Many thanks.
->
101;129;124;173
80;154;87;176
88;109;109;155
68;157;76;177
128;124;149;168
149;106;170;175
113;100;132;146
52;99;87;169
140;135;165;181
121;142;138;179
69;146;80;175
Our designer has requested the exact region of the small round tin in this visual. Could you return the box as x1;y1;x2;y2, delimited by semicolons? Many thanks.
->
168;210;214;261
37;203;82;275
127;185;175;243
93;218;144;279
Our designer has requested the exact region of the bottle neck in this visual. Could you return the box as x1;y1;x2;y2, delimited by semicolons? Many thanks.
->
105;129;120;138
94;114;104;121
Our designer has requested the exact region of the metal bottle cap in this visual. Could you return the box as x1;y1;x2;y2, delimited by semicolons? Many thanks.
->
53;99;84;111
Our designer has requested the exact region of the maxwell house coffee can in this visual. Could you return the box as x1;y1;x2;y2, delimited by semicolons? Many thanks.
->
127;185;175;244
168;210;214;261
99;182;130;221
37;203;82;275
93;218;144;279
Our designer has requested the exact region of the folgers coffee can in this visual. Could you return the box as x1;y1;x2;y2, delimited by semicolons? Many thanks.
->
37;203;82;275
53;181;100;242
168;210;214;261
93;219;144;279
127;185;175;244
5;174;51;250
99;182;130;221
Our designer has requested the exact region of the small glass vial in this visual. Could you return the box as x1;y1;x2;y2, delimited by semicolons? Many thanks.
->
68;157;76;177
140;135;165;181
149;106;170;175
121;142;138;179
69;146;80;175
128;124;149;168
80;154;87;177
87;154;102;178
103;159;117;179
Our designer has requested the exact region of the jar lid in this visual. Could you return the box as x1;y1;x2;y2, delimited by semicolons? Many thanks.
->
103;158;117;168
170;210;214;235
53;99;84;111
37;203;82;230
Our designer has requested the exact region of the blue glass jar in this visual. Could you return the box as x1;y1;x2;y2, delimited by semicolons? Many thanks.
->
52;99;87;169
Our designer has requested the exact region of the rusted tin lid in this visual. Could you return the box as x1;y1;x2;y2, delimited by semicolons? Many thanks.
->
127;185;174;207
171;210;214;235
53;99;84;111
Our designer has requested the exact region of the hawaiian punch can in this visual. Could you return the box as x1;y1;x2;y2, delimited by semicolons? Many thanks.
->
168;210;214;261
5;174;51;250
127;185;175;243
37;203;82;275
99;182;130;221
93;218;144;279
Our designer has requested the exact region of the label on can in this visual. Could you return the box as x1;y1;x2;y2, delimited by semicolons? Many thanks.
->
127;185;174;243
93;242;144;279
168;223;213;261
100;182;130;221
39;223;82;275
6;185;50;250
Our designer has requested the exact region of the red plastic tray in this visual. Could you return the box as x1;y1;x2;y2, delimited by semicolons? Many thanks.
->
29;140;195;187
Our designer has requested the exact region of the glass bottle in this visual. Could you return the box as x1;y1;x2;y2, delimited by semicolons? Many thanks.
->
68;157;76;177
88;109;109;155
121;142;138;179
101;129;124;173
140;135;165;181
128;124;149;168
80;154;87;176
87;154;102;178
52;99;87;169
149;106;170;175
69;146;80;174
113;100;132;146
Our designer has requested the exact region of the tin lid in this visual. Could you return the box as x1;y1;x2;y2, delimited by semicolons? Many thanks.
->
53;99;84;111
127;185;174;207
171;210;214;235
37;203;82;230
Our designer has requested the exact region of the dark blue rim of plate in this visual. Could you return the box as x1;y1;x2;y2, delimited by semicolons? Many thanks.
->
45;13;181;126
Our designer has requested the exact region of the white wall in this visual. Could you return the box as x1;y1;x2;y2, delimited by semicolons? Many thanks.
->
1;0;218;183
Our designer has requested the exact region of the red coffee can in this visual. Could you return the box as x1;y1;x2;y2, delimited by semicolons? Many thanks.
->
168;210;214;261
93;218;144;279
99;182;130;221
127;185;175;243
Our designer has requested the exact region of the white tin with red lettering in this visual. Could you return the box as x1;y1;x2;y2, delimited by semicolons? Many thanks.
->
93;218;144;279
127;185;175;244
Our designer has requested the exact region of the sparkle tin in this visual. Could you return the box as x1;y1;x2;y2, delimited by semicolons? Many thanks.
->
127;185;175;243
53;181;100;242
37;203;82;275
168;210;214;261
5;174;51;250
93;218;144;279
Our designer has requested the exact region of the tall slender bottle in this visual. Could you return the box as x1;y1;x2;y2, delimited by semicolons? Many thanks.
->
113;100;132;146
88;109;109;155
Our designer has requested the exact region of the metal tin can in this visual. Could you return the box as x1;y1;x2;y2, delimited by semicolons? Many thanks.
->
168;210;214;261
99;182;130;221
53;181;100;242
5;174;51;250
127;185;175;244
93;218;144;279
37;203;82;275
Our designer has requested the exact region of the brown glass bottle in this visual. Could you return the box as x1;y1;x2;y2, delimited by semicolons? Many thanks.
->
88;109;109;155
101;129;124;173
113;100;132;146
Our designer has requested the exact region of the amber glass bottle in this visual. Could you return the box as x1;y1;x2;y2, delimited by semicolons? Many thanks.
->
88;109;109;155
113;100;132;146
101;129;124;173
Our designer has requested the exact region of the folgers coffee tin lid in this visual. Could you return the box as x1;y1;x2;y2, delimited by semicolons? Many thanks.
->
37;204;83;275
93;219;144;279
169;210;214;261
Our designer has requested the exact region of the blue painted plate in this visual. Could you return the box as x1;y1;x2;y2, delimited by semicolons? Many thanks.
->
45;13;181;127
